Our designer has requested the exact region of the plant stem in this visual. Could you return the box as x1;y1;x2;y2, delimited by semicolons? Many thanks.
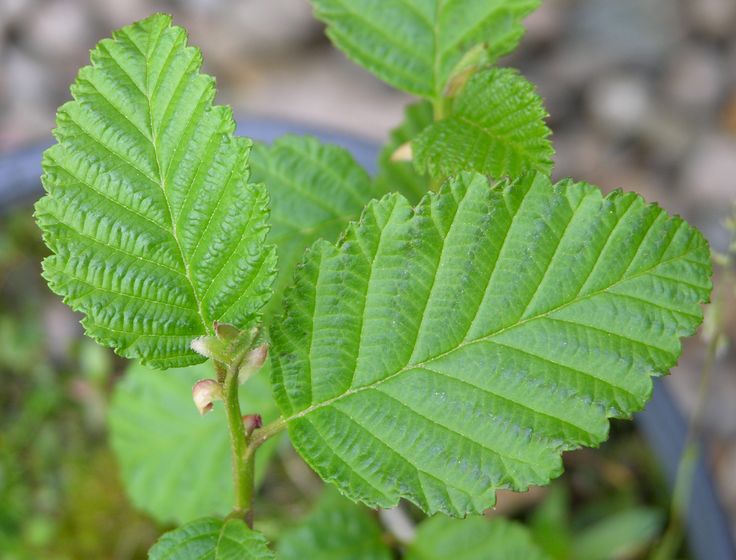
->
219;361;255;527
432;96;446;120
250;417;287;450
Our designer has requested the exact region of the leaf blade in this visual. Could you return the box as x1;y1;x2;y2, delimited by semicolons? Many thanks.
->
413;68;553;179
271;172;710;515
109;362;281;525
277;490;392;560
250;135;379;311
407;516;549;560
311;0;540;98
216;519;274;560
36;14;276;368
148;517;274;560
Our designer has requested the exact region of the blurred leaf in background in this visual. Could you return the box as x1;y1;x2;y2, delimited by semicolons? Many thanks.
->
108;361;282;526
0;210;158;559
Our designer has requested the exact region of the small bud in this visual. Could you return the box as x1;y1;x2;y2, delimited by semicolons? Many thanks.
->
214;321;241;342
390;142;412;162
238;344;268;384
192;379;222;415
191;336;230;363
242;414;263;436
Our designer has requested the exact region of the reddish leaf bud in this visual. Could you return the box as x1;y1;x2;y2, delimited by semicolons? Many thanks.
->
192;378;222;415
238;343;269;384
242;413;263;436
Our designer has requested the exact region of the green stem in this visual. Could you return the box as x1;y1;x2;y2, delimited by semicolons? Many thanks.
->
432;96;446;121
250;417;287;450
219;361;255;527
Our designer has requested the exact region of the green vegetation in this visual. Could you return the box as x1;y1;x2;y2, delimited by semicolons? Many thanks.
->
31;5;712;558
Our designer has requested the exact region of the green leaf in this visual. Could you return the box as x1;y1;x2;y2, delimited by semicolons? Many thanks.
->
413;68;553;179
277;490;391;560
375;101;433;204
311;0;540;99
250;135;379;309
148;517;274;560
529;485;571;559
35;13;276;368
109;362;281;525
271;171;711;516
571;508;663;560
406;516;549;560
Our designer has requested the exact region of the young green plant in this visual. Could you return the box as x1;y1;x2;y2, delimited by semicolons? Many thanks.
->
35;5;711;558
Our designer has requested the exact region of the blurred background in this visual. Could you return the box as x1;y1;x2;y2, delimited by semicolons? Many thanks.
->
0;0;734;558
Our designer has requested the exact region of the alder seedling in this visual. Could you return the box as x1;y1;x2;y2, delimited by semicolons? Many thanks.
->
35;3;711;558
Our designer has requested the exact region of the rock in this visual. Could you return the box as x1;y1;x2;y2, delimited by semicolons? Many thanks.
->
687;0;736;39
85;0;168;29
0;47;57;149
0;0;28;36
641;106;696;167
239;48;409;142
3;46;48;112
663;45;725;115
522;0;567;46
680;134;736;204
567;0;683;67
552;127;609;182
723;91;736;133
225;0;319;55
171;0;318;62
19;0;94;62
586;73;652;138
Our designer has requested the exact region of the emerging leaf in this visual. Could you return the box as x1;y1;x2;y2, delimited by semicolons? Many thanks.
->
35;14;276;368
311;0;540;99
148;517;274;560
108;362;280;525
375;100;434;204
277;490;392;560
250;135;379;310
413;68;553;179
271;172;711;516
406;516;549;560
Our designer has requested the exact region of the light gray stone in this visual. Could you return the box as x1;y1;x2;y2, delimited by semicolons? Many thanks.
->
681;134;736;203
663;45;726;114
687;0;736;39
21;0;93;61
586;73;652;137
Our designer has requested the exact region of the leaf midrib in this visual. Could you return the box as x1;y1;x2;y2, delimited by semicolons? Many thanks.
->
126;25;210;334
281;243;701;425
